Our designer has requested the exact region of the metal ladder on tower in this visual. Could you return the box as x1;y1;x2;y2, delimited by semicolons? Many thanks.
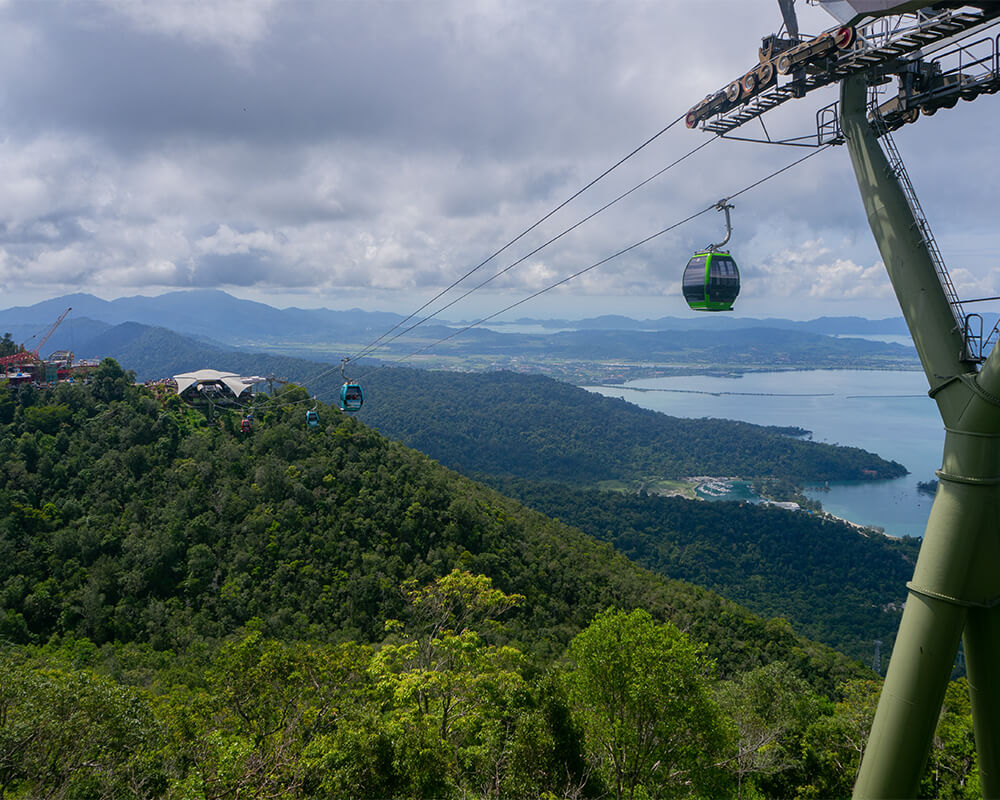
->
869;100;981;362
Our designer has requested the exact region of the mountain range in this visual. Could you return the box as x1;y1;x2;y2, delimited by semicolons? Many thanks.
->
0;290;407;351
1;290;921;375
1;289;943;340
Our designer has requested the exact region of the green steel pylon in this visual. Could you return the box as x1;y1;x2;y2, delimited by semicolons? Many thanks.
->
840;73;1000;799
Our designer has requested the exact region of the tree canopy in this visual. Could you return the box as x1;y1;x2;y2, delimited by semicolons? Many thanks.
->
358;368;907;484
0;366;978;798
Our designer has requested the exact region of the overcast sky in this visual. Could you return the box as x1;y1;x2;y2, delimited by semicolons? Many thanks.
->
0;0;996;321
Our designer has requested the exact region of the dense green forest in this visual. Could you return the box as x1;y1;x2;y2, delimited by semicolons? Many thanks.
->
0;363;860;681
0;366;977;798
488;478;920;663
29;318;909;488
357;368;907;485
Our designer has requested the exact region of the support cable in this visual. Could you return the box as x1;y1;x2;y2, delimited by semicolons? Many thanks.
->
346;113;688;363
285;144;830;399
352;134;722;363
353;144;833;382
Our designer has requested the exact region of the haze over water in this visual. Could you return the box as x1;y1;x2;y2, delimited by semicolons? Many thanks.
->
585;368;942;538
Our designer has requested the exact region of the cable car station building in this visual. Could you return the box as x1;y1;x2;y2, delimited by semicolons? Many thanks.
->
173;369;257;405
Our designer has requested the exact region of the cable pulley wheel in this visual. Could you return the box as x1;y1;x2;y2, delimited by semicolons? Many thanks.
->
756;61;775;88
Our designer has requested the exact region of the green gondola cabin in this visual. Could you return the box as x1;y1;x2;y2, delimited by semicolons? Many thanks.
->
683;250;740;312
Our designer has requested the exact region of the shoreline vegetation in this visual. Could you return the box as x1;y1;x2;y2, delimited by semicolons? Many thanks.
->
588;364;927;391
598;474;903;536
358;369;908;486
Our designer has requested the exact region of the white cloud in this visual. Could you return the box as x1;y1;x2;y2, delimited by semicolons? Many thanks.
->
98;0;276;53
94;259;187;289
0;0;993;322
195;224;281;257
751;239;893;303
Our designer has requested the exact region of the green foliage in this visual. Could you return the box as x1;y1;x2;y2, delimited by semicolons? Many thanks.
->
796;679;882;799
0;579;980;800
0;383;15;425
23;402;72;434
565;608;732;799
6;362;980;798
0;651;165;798
0;366;863;690
91;356;135;402
406;567;525;642
0;332;17;357
358;368;907;484
716;662;823;798
155;572;589;799
160;631;371;798
920;679;980;799
489;478;918;663
371;627;531;795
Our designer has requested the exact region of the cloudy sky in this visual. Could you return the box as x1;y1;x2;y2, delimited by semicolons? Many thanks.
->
0;0;996;321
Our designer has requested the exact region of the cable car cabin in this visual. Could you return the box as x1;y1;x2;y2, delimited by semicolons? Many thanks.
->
240;417;253;433
340;383;364;412
683;251;740;312
306;410;319;428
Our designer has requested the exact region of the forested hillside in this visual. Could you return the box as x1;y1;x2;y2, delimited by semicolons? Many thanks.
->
358;367;907;484
31;318;908;486
0;361;857;679
489;478;919;663
1;365;979;798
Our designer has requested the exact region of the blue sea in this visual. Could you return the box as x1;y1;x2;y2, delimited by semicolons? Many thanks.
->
584;369;942;539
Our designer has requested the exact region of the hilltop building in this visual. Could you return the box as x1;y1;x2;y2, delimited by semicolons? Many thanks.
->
173;369;259;404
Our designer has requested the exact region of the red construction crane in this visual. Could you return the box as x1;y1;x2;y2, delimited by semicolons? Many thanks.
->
0;307;72;368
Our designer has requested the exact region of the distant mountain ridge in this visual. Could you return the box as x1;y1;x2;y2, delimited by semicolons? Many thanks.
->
68;322;342;384
0;290;409;348
2;291;922;374
0;289;937;346
487;326;914;364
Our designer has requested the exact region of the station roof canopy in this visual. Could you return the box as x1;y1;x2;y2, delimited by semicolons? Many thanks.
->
174;369;254;398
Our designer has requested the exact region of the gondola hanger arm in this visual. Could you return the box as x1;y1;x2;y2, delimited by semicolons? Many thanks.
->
707;200;734;251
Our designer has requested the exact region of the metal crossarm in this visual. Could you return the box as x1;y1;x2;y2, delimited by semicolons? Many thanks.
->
694;7;1000;139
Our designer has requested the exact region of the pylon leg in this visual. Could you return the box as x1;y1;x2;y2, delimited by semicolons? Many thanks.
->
853;509;967;798
965;604;1000;798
